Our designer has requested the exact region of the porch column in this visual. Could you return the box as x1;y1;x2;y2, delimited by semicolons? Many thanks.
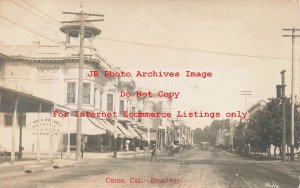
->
50;105;54;161
18;112;23;159
37;103;41;162
11;97;18;164
67;113;70;159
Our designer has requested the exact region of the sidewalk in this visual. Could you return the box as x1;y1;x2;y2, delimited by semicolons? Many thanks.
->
0;150;147;177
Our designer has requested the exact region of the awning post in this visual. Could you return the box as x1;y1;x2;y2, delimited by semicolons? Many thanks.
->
11;96;18;164
37;103;41;162
50;105;55;161
67;112;70;159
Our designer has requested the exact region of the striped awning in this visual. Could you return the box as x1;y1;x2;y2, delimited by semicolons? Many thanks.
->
126;125;141;138
61;117;106;135
117;123;133;138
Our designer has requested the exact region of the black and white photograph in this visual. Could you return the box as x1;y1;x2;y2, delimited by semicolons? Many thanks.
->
1;0;300;187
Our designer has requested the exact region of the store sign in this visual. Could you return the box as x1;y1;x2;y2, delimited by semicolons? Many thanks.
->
26;113;64;136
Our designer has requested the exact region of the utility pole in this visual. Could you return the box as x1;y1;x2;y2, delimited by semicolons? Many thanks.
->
113;77;118;158
241;91;252;116
280;70;287;162
241;90;252;154
62;7;104;161
282;28;300;161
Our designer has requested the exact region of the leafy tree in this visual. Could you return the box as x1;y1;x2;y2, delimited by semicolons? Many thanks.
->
247;98;300;157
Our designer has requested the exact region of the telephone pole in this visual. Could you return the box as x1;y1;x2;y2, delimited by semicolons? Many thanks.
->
280;70;287;162
62;7;103;161
282;28;300;160
241;91;252;121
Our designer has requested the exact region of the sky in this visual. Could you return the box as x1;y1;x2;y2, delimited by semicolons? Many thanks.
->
1;0;300;129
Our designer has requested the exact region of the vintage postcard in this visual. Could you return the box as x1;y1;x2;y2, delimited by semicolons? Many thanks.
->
0;0;300;187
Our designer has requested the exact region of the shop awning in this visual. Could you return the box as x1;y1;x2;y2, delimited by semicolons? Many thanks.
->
93;118;114;133
61;117;106;135
127;125;141;139
105;120;125;138
89;118;124;137
138;129;148;141
117;123;133;138
132;127;147;140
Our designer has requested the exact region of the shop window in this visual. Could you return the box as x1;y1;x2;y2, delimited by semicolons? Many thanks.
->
4;114;12;126
67;82;76;103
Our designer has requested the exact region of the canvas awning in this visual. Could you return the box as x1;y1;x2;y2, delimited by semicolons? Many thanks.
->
137;129;148;141
61;117;106;135
127;125;141;139
117;123;133;138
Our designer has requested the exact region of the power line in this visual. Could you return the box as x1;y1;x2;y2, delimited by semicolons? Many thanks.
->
20;0;61;24
9;0;63;41
2;1;291;61
0;15;78;52
10;0;61;28
98;37;290;61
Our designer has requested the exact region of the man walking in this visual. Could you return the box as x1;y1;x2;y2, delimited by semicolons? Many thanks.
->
151;144;159;162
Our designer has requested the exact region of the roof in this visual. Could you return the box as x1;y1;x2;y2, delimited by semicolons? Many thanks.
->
0;86;54;113
0;53;9;62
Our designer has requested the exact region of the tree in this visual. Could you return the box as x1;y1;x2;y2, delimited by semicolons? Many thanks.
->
192;119;230;146
247;98;300;157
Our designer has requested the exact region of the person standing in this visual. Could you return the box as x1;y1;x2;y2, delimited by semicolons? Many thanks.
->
151;144;159;162
170;144;174;157
81;136;87;158
179;145;183;158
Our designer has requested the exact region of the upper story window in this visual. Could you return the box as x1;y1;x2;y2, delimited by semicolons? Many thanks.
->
119;100;124;115
131;107;135;120
83;83;91;104
67;82;76;103
100;91;103;110
94;89;103;110
138;110;142;122
107;94;114;112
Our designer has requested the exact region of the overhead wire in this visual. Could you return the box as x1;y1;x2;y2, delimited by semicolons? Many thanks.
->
20;0;61;24
10;0;61;28
97;37;290;61
2;1;292;62
0;15;78;53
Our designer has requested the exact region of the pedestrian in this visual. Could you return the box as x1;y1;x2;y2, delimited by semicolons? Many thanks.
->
81;136;87;158
179;145;183;157
169;144;174;157
151;144;159;162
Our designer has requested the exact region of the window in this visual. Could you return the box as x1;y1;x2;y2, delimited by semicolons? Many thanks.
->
119;100;124;115
157;101;163;112
67;82;76;103
94;89;103;110
107;94;114;111
4;114;26;127
4;114;12;126
94;88;96;107
83;83;91;104
70;133;77;146
138;110;142;122
99;91;103;110
131;107;135;120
